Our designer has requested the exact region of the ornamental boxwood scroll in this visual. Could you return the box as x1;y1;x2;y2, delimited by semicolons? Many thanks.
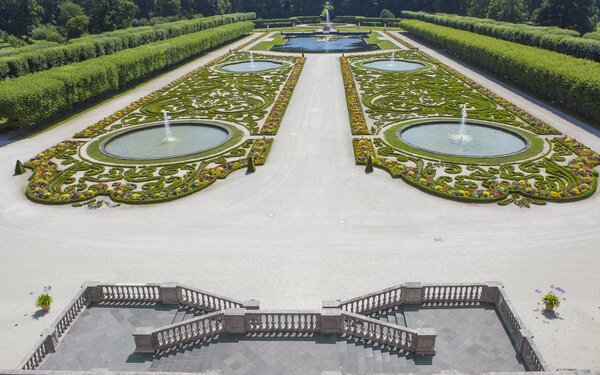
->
344;51;599;206
23;52;306;205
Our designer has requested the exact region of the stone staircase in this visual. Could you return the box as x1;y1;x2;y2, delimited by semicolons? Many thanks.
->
170;305;207;324
369;306;408;327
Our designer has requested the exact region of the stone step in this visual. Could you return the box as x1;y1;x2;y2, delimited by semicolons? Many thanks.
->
171;306;206;324
371;306;407;327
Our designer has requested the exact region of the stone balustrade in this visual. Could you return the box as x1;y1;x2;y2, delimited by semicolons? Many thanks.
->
17;281;546;373
333;282;547;371
19;282;244;370
135;311;225;352
133;305;436;355
177;285;244;311
19;284;91;370
338;285;404;314
337;282;495;314
245;310;321;333
4;371;598;375
341;311;424;353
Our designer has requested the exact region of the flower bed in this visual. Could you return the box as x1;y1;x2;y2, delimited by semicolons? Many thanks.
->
346;50;600;206
23;52;302;206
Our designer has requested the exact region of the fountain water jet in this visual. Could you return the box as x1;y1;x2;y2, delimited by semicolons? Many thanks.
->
249;52;255;67
450;104;472;145
162;110;173;141
388;51;395;66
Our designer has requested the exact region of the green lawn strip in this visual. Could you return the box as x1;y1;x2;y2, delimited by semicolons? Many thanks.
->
251;33;287;51
363;33;399;50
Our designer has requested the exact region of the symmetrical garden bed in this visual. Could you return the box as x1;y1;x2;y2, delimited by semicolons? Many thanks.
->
343;50;599;206
24;51;305;205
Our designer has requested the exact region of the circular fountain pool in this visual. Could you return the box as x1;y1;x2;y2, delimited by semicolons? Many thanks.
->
220;60;283;73
100;123;231;160
398;121;529;158
363;59;426;72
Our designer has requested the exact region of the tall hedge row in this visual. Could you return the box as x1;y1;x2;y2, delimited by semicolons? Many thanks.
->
0;13;255;79
0;22;253;127
253;16;321;28
400;12;600;62
334;16;400;26
399;20;600;120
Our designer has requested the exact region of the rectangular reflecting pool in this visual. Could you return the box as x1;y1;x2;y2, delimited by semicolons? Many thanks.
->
271;34;381;53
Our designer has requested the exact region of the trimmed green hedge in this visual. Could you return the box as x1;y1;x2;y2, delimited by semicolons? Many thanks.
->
0;22;254;127
399;20;600;121
401;12;600;62
334;16;400;26
253;16;321;28
0;13;255;79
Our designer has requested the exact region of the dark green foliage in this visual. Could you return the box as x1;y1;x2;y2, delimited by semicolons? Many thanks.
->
0;21;254;127
365;155;373;173
334;15;400;26
400;11;600;61
0;0;43;37
89;0;139;33
58;1;84;25
486;0;526;22
0;12;255;79
399;19;600;120
66;15;90;38
380;9;395;18
155;0;181;17
535;0;595;33
247;156;256;173
15;160;26;175
253;16;321;28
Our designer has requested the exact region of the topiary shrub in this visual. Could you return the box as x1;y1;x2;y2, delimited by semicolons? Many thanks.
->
380;9;395;19
14;160;26;175
365;155;374;173
247;156;256;173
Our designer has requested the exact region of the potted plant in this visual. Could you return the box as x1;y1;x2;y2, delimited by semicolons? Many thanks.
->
542;292;560;311
35;293;53;312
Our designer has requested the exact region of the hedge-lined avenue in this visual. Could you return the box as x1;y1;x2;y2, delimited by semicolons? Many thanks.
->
0;22;254;127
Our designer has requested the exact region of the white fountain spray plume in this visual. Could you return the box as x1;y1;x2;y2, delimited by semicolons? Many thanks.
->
388;51;395;66
450;104;471;145
459;104;467;139
249;52;255;67
162;110;172;141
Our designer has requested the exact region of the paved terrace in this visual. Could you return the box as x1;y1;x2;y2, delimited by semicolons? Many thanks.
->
1;32;599;370
38;303;524;374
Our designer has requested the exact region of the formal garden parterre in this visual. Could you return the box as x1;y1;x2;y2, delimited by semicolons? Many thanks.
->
24;51;305;205
343;50;600;206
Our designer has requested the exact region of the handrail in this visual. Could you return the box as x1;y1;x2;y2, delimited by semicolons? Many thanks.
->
96;284;162;302
338;284;404;314
341;311;418;352
151;311;225;350
246;310;321;333
177;285;243;311
20;285;91;370
422;283;486;303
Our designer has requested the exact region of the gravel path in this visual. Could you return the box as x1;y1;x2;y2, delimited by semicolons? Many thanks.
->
0;34;598;370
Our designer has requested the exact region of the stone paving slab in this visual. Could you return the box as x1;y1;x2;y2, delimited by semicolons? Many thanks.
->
39;303;525;374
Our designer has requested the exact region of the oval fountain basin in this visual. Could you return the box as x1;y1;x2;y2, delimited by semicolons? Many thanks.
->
363;59;426;72
221;60;283;73
399;122;528;158
101;123;231;160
